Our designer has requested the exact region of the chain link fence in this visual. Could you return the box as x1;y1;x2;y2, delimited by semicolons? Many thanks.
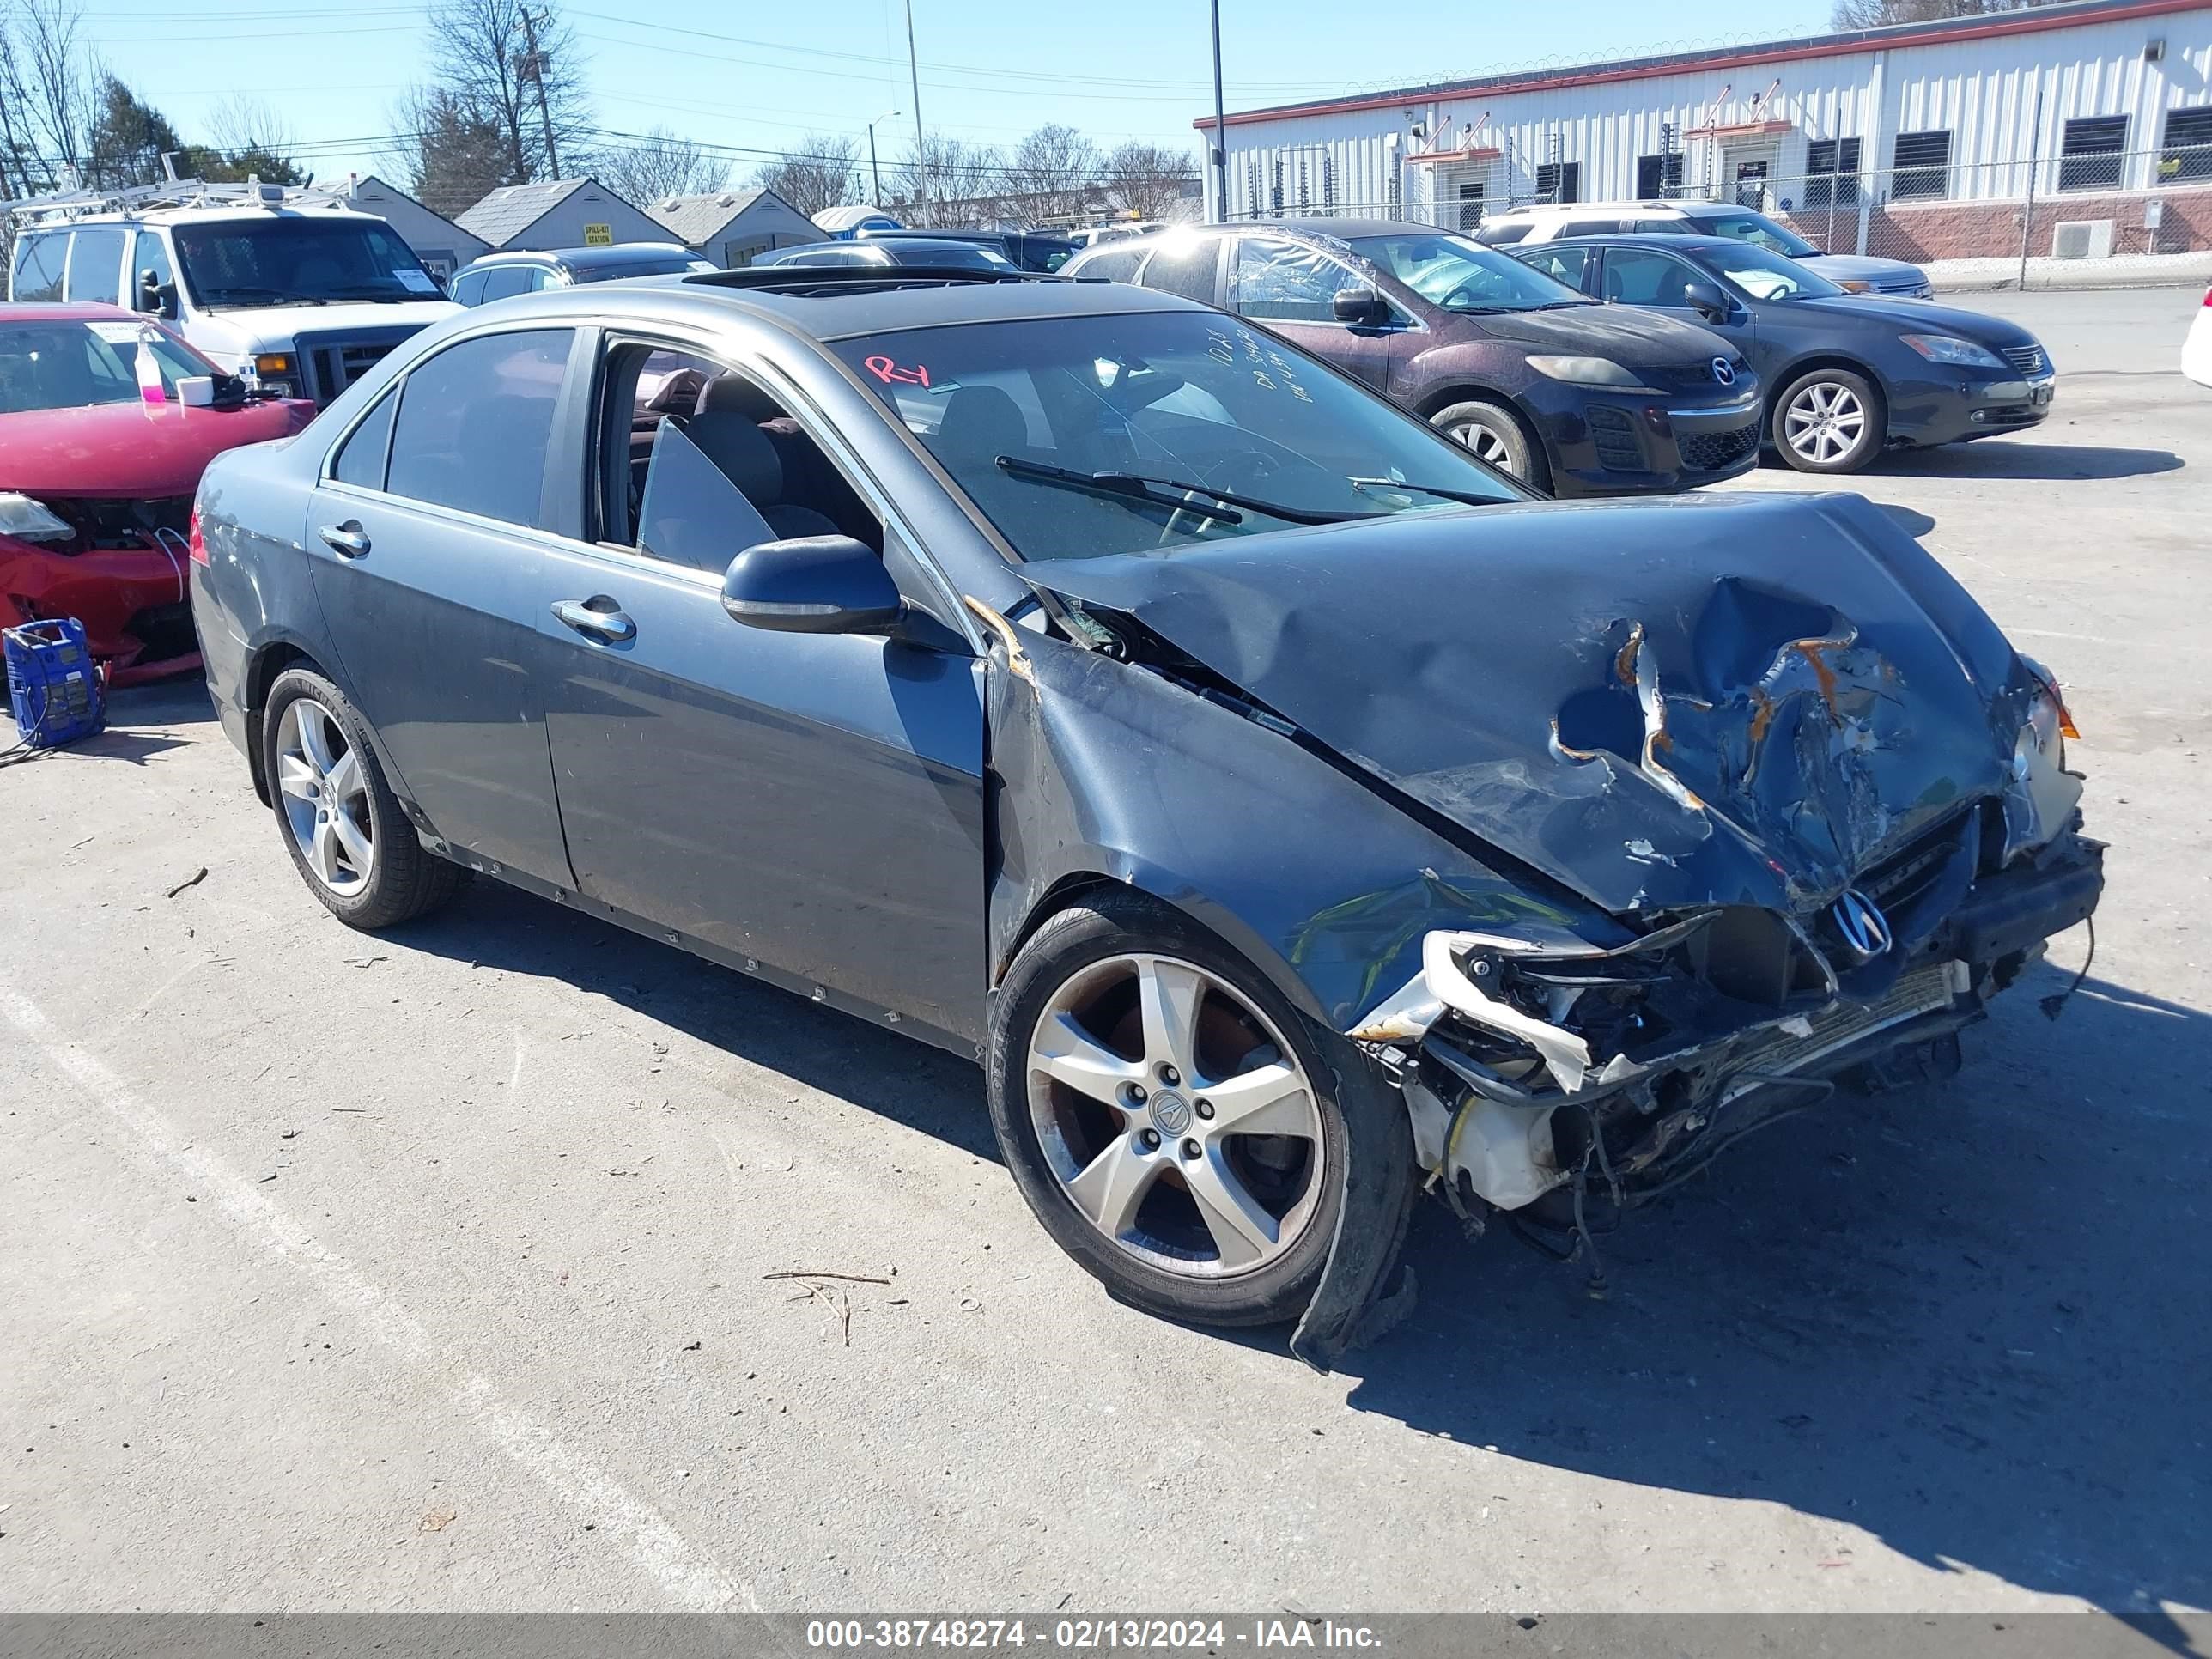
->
1243;143;2212;291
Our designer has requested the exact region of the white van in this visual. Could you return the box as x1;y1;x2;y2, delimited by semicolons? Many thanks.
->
7;181;460;404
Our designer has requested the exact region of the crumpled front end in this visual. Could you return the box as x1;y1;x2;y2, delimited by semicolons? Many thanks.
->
1352;785;2102;1227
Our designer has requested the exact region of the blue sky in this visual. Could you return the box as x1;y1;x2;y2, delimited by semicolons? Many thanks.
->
82;0;1835;191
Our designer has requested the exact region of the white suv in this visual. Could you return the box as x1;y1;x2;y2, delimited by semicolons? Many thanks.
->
1474;199;1933;299
7;182;459;404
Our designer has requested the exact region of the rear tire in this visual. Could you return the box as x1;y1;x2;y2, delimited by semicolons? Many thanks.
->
1431;398;1551;492
988;890;1356;1328
262;666;461;931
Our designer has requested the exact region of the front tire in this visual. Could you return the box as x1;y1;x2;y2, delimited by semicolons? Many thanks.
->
1431;398;1551;491
1772;368;1886;473
262;666;460;930
988;892;1352;1328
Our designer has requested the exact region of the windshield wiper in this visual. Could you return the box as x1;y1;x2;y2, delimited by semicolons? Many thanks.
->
321;286;410;301
994;455;1379;526
1346;477;1504;508
203;288;324;307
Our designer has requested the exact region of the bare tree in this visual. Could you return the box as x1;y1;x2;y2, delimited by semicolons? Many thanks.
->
15;0;98;185
0;13;53;199
1000;123;1098;222
1099;140;1199;222
893;131;1004;227
206;96;296;162
601;126;725;206
1831;0;2039;26
422;0;592;183
751;133;861;220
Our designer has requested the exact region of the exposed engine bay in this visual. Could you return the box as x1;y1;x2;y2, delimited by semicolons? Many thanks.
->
0;493;199;683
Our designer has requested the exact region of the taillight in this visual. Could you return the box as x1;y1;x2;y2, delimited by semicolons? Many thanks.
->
187;509;209;566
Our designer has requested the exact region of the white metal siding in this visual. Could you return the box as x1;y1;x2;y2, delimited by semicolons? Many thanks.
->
1207;6;2212;216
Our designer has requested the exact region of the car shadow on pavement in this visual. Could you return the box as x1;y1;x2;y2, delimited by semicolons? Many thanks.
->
395;876;1002;1163
1878;441;2184;481
1331;952;2212;1620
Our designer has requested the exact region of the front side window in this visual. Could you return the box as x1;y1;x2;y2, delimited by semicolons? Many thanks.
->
64;227;126;304
385;329;573;527
0;319;212;415
832;312;1521;564
477;265;538;301
1230;239;1365;322
1136;238;1222;304
1601;248;1705;307
131;230;175;305
173;216;441;307
1696;210;1817;258
1469;221;1530;245
1698;243;1842;301
451;269;489;306
11;232;69;302
1348;231;1588;313
1073;246;1146;283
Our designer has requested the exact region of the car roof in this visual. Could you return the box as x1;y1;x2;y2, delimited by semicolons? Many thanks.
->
20;206;390;228
1522;232;1748;253
0;301;146;324
1218;216;1441;241
482;270;1199;342
1494;200;1729;220
465;242;696;270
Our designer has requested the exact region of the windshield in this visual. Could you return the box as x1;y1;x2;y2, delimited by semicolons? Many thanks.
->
173;217;441;307
834;312;1523;562
1702;242;1844;301
1346;231;1589;312
1698;210;1819;258
0;319;213;414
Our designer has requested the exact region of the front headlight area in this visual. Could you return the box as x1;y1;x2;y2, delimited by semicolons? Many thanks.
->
2002;654;2085;861
1525;354;1656;391
252;352;300;399
1900;333;2009;369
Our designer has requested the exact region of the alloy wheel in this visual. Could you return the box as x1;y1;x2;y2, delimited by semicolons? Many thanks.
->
1024;953;1327;1278
1449;419;1516;473
1784;380;1867;465
275;697;374;896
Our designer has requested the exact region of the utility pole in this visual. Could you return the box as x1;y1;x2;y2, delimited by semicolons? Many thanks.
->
2018;73;2045;290
518;5;562;179
902;0;928;224
1209;0;1228;222
866;109;901;209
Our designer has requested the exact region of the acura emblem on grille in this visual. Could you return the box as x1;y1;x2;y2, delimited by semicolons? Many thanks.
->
1711;356;1735;386
1830;887;1893;963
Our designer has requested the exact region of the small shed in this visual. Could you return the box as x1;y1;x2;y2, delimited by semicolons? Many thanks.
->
647;188;823;266
343;174;488;279
454;179;666;253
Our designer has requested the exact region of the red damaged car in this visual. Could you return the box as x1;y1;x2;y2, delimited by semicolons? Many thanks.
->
1;303;313;684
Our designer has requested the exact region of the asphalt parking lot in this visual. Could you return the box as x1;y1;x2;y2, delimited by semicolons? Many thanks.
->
2;285;2205;1619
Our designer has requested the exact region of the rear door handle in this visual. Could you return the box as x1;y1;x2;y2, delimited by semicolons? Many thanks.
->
318;521;370;558
551;598;637;643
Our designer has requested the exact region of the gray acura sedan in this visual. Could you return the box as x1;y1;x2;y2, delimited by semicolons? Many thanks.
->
188;265;2102;1366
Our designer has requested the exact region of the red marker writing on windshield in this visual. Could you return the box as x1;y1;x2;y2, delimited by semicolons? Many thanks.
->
864;356;930;388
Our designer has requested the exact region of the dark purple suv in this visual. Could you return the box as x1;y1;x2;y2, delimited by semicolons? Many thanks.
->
1065;217;1762;496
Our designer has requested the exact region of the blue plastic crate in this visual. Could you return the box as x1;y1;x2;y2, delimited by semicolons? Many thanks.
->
5;617;106;750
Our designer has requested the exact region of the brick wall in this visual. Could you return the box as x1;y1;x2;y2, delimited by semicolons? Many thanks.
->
1775;186;2212;262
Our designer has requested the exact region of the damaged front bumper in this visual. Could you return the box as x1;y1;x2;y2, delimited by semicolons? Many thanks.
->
1350;818;2104;1222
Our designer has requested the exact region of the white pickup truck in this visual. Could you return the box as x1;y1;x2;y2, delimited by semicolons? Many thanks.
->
6;181;459;405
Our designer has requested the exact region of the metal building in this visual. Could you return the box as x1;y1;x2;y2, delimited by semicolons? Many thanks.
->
1196;0;2212;264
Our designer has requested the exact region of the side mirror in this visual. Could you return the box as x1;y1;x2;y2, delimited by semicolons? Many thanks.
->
1333;285;1389;326
1682;279;1729;323
721;535;905;635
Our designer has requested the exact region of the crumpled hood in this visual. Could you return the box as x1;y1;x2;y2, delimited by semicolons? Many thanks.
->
0;397;313;498
1468;303;1735;368
1024;492;2045;919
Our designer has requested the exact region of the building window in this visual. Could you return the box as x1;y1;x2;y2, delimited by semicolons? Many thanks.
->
2160;106;2212;185
2057;116;2127;191
1891;130;1952;200
1636;152;1683;198
1804;137;1863;209
1534;161;1580;204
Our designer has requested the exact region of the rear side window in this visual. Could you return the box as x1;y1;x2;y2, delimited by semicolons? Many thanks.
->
12;232;68;301
478;265;538;301
386;330;574;528
1555;218;1622;239
451;269;489;306
1519;244;1594;289
331;387;399;489
1137;239;1221;304
1074;247;1146;283
65;228;127;303
1470;222;1529;245
1632;217;1692;234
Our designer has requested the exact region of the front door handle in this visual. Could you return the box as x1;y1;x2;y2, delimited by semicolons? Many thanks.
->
318;521;370;558
551;597;636;643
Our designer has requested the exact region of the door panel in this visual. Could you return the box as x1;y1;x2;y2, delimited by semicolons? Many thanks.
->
532;546;988;1038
